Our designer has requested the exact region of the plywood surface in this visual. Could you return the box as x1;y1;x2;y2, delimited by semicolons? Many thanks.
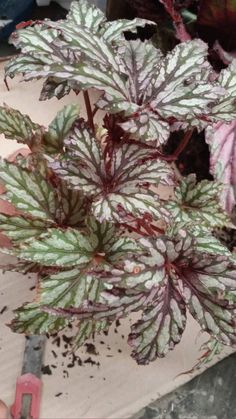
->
0;63;233;419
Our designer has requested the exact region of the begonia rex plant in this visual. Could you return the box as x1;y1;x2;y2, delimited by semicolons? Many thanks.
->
0;0;236;365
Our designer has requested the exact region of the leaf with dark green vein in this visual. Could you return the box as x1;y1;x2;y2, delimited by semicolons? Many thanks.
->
119;110;170;146
11;302;69;334
50;122;172;222
42;290;150;322
11;24;59;55
100;18;154;42
57;184;87;227
40;78;72;101
0;214;53;243
66;0;106;30
75;319;110;348
118;234;193;292
15;218;138;267
86;216;140;262
16;228;95;267
174;254;236;345
166;174;229;227
98;39;224;143
129;281;186;364
166;222;232;257
0;106;43;148
0;160;57;220
91;192;169;223
39;268;105;308
44;104;80;154
208;62;236;121
57;24;122;72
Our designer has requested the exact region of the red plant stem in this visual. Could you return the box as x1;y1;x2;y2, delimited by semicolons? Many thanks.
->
171;129;193;160
150;224;165;234
92;106;99;117
118;223;146;236
138;219;156;236
4;76;10;91
159;0;191;42
83;91;94;131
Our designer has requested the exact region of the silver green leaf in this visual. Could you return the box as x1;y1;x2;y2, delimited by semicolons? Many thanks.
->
44;104;80;153
100;18;154;42
86;216;140;263
0;160;57;220
11;302;69;334
57;183;87;227
119;110;170;146
209;61;236;121
0;105;43;148
50;122;173;222
0;214;53;243
16;228;95;267
129;282;186;364
40;77;72;101
174;254;236;345
74;319;110;348
66;0;106;30
39;268;104;308
166;174;229;227
119;234;194;292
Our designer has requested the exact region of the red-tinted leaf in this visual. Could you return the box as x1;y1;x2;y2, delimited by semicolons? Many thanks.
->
198;0;236;28
205;120;236;213
129;280;186;364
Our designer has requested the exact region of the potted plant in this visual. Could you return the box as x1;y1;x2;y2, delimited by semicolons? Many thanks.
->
0;0;236;366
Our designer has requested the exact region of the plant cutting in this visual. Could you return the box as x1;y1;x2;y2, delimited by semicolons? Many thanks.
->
0;0;236;366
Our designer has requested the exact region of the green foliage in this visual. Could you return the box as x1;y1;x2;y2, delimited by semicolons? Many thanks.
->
0;0;236;366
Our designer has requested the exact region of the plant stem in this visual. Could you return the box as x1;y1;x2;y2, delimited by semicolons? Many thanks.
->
171;129;193;160
83;91;94;131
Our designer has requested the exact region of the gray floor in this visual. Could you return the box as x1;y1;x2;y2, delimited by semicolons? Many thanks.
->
132;353;236;419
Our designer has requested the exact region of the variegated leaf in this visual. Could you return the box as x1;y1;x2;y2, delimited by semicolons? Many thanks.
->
75;319;110;348
16;228;95;267
209;61;236;121
100;18;154;42
40;77;72;101
119;233;193;292
119;110;170;146
57;183;87;227
50;122;172;222
92;192;169;223
15;218;138;268
66;0;106;30
44;104;80;154
98;39;224;143
174;255;236;345
0;106;43;148
57;24;121;72
0;160;57;221
86;216;140;262
166;174;229;227
11;302;69;334
0;214;53;243
6;17;129;105
129;281;186;364
193;232;232;258
42;290;150;322
166;222;231;257
206;121;236;213
39;268;105;308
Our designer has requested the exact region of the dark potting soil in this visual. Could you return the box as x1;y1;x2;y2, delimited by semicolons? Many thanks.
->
41;320;124;379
